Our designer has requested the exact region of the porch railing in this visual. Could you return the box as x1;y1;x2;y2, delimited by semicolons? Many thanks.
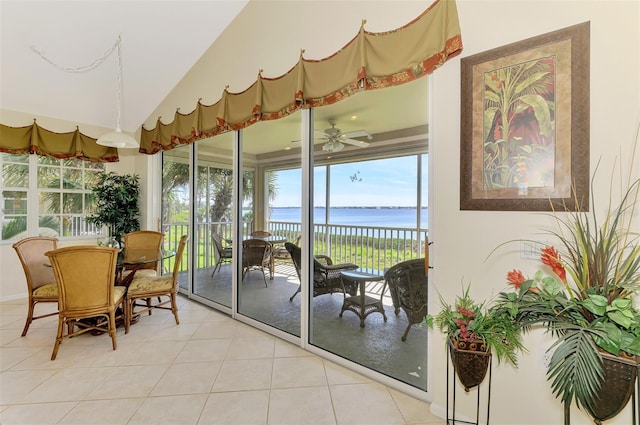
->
163;220;428;274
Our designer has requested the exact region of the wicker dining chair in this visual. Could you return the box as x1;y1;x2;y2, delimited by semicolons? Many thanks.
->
12;237;59;336
46;245;125;360
122;230;165;278
250;230;272;237
384;258;428;341
211;232;233;276
286;242;359;301
242;238;271;286
124;235;189;334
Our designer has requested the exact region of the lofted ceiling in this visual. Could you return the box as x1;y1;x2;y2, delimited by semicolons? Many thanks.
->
0;0;249;134
0;0;429;156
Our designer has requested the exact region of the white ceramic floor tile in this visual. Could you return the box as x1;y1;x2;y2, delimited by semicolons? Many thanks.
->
57;397;144;424
323;360;372;385
331;383;406;425
140;322;200;341
0;369;58;404
119;340;187;365
268;386;337;425
127;394;208;425
0;346;46;371
0;401;76;424
86;364;168;400
271;356;328;388
174;338;232;363
191;320;239;340
0;296;443;425
22;366;112;403
211;358;273;392
150;361;221;396
224;335;275;360
388;388;440;424
198;390;269;425
274;339;314;358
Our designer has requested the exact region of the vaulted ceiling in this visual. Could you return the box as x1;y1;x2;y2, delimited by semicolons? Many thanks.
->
0;1;249;134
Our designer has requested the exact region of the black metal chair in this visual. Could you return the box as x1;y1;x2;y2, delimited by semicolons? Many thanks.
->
286;242;359;301
384;258;428;341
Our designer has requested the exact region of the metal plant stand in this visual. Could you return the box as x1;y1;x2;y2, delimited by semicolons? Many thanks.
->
446;346;492;425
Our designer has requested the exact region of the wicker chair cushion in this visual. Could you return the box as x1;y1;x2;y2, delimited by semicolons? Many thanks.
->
33;282;58;297
113;286;126;303
122;269;157;278
128;275;173;294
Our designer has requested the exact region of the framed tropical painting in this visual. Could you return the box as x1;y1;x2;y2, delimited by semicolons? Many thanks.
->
460;22;590;211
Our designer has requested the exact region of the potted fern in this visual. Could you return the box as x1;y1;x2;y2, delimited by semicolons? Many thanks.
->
426;284;525;391
86;172;141;247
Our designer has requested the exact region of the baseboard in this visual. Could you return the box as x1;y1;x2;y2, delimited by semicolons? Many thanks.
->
0;293;28;303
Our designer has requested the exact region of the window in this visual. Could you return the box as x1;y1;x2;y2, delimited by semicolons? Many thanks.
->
1;153;104;241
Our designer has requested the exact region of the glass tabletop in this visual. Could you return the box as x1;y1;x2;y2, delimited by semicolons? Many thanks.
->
119;249;175;266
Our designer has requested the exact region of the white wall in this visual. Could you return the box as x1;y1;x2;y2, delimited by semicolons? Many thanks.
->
430;1;639;424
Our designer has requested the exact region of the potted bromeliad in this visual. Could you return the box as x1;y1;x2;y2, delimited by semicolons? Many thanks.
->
426;284;525;391
492;170;640;423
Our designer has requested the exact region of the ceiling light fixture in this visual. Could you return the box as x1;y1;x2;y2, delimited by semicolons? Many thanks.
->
322;140;345;153
31;35;138;149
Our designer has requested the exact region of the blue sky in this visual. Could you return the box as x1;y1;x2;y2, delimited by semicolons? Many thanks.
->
271;155;428;208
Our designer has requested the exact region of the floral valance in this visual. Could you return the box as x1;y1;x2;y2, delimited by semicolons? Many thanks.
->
140;0;462;155
0;121;119;162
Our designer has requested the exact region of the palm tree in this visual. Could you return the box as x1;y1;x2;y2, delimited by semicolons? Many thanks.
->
483;58;555;189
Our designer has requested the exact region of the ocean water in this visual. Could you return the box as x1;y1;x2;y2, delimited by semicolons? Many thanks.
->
270;207;428;229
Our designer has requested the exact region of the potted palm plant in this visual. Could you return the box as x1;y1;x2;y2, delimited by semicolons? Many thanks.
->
493;172;640;423
86;172;141;247
426;284;525;391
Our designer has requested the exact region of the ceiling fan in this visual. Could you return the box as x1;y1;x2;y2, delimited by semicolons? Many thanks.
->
292;119;373;152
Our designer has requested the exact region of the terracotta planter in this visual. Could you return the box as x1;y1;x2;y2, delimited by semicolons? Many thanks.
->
448;338;491;391
585;351;638;424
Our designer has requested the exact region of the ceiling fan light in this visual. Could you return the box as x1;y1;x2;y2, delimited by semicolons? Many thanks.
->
96;127;139;149
322;140;344;153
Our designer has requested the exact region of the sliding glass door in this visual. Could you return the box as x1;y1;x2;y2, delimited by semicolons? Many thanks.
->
238;112;302;336
310;77;429;390
192;132;235;307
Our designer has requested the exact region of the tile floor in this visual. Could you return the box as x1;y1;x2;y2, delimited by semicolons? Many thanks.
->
0;296;445;425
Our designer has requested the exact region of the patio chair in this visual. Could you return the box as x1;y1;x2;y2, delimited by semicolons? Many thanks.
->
46;245;125;360
384;258;427;341
124;235;189;334
12;237;59;336
272;235;301;263
242;239;271;286
211;232;233;275
286;242;359;301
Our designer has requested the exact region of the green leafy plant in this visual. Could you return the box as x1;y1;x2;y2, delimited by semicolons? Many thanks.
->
86;172;140;245
426;284;525;366
493;170;640;413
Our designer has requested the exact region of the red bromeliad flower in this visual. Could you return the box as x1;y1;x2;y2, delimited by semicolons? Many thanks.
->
541;246;567;282
507;269;526;289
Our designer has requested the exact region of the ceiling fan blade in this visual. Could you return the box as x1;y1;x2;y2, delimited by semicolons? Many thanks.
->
341;130;371;139
341;138;370;148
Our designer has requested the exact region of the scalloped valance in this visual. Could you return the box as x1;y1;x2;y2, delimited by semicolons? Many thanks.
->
140;0;462;155
0;121;119;162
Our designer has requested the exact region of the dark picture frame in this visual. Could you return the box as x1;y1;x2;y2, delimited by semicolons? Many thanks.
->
460;22;590;211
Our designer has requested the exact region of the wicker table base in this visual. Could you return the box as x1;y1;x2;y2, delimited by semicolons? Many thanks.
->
339;269;387;327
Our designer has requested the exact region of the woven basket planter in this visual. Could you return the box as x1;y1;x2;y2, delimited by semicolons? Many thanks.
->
585;351;638;424
449;338;491;392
